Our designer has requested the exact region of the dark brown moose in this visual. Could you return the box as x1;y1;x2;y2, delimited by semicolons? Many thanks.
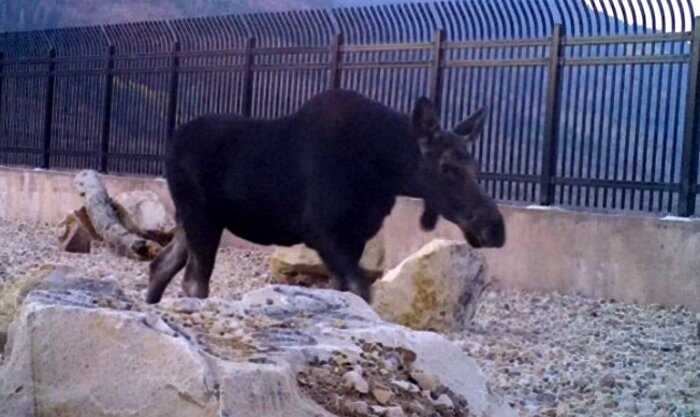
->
147;89;505;304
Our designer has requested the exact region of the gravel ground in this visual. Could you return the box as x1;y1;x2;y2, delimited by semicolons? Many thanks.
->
1;218;699;417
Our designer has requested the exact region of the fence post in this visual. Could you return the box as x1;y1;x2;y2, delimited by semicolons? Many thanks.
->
429;29;446;105
539;24;564;206
328;33;343;90
42;48;56;169
166;40;180;143
99;45;115;173
678;17;700;217
241;37;255;118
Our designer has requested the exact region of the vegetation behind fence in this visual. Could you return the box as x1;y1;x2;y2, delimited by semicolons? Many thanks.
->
0;0;699;216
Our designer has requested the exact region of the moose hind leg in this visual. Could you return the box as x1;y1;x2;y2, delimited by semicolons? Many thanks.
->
182;224;223;299
146;228;188;304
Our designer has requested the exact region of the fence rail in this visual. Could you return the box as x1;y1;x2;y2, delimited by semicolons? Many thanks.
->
1;1;699;217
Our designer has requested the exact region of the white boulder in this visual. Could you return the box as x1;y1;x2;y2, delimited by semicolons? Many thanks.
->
371;239;491;332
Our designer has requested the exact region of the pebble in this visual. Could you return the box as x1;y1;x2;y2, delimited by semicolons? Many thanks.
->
432;394;453;408
344;400;369;415
343;370;369;394
383;406;405;417
599;373;616;389
210;321;226;335
372;387;394;405
409;369;439;392
391;379;420;393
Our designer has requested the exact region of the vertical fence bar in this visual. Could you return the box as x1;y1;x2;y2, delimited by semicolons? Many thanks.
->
42;48;56;169
0;52;4;148
540;24;564;206
166;40;181;143
328;33;343;90
99;45;115;173
429;29;446;105
241;37;255;118
678;17;700;217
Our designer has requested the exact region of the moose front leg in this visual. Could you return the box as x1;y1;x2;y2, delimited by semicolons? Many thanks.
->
313;237;371;302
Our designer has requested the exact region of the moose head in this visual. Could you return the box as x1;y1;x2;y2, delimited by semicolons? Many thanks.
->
410;97;505;249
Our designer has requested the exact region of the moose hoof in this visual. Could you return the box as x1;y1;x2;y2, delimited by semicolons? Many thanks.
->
347;279;371;303
183;280;209;299
327;276;346;291
145;290;162;304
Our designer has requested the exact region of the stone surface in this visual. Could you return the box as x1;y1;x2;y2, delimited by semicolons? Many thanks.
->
371;239;491;332
113;190;175;234
0;281;515;417
0;264;123;349
269;233;385;285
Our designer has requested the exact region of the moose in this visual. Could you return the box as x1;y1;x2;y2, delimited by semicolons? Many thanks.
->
146;89;505;304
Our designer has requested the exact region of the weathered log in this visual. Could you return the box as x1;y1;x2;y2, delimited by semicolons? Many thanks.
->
57;207;96;254
112;200;174;247
73;170;162;260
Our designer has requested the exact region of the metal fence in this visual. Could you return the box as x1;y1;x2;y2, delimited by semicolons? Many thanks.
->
1;0;699;216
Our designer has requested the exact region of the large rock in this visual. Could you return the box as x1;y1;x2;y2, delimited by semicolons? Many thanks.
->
269;233;385;285
0;265;118;353
113;190;175;234
0;280;514;417
371;239;491;333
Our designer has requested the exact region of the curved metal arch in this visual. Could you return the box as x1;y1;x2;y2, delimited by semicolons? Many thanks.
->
589;0;697;34
357;6;381;44
240;9;333;47
520;0;545;38
104;20;175;55
418;2;439;39
394;3;417;43
431;1;461;41
289;11;309;46
508;0;531;38
430;0;555;41
633;0;650;33
329;8;354;44
0;30;51;58
497;0;518;39
375;5;396;44
43;26;109;57
409;2;436;42
475;1;499;40
335;7;367;44
3;0;698;59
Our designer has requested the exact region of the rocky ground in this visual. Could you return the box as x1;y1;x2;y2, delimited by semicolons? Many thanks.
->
1;219;699;417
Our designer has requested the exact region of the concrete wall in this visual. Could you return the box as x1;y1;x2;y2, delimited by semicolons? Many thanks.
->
1;166;698;311
0;167;256;249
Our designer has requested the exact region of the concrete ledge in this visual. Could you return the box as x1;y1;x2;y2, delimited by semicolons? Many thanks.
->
1;166;698;311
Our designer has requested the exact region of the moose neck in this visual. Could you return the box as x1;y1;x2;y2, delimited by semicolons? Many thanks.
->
399;167;431;200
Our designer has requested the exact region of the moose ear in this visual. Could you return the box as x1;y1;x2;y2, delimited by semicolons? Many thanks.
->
453;107;487;142
412;97;439;134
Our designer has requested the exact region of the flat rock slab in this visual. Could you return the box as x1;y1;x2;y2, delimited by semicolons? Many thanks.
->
0;279;515;417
